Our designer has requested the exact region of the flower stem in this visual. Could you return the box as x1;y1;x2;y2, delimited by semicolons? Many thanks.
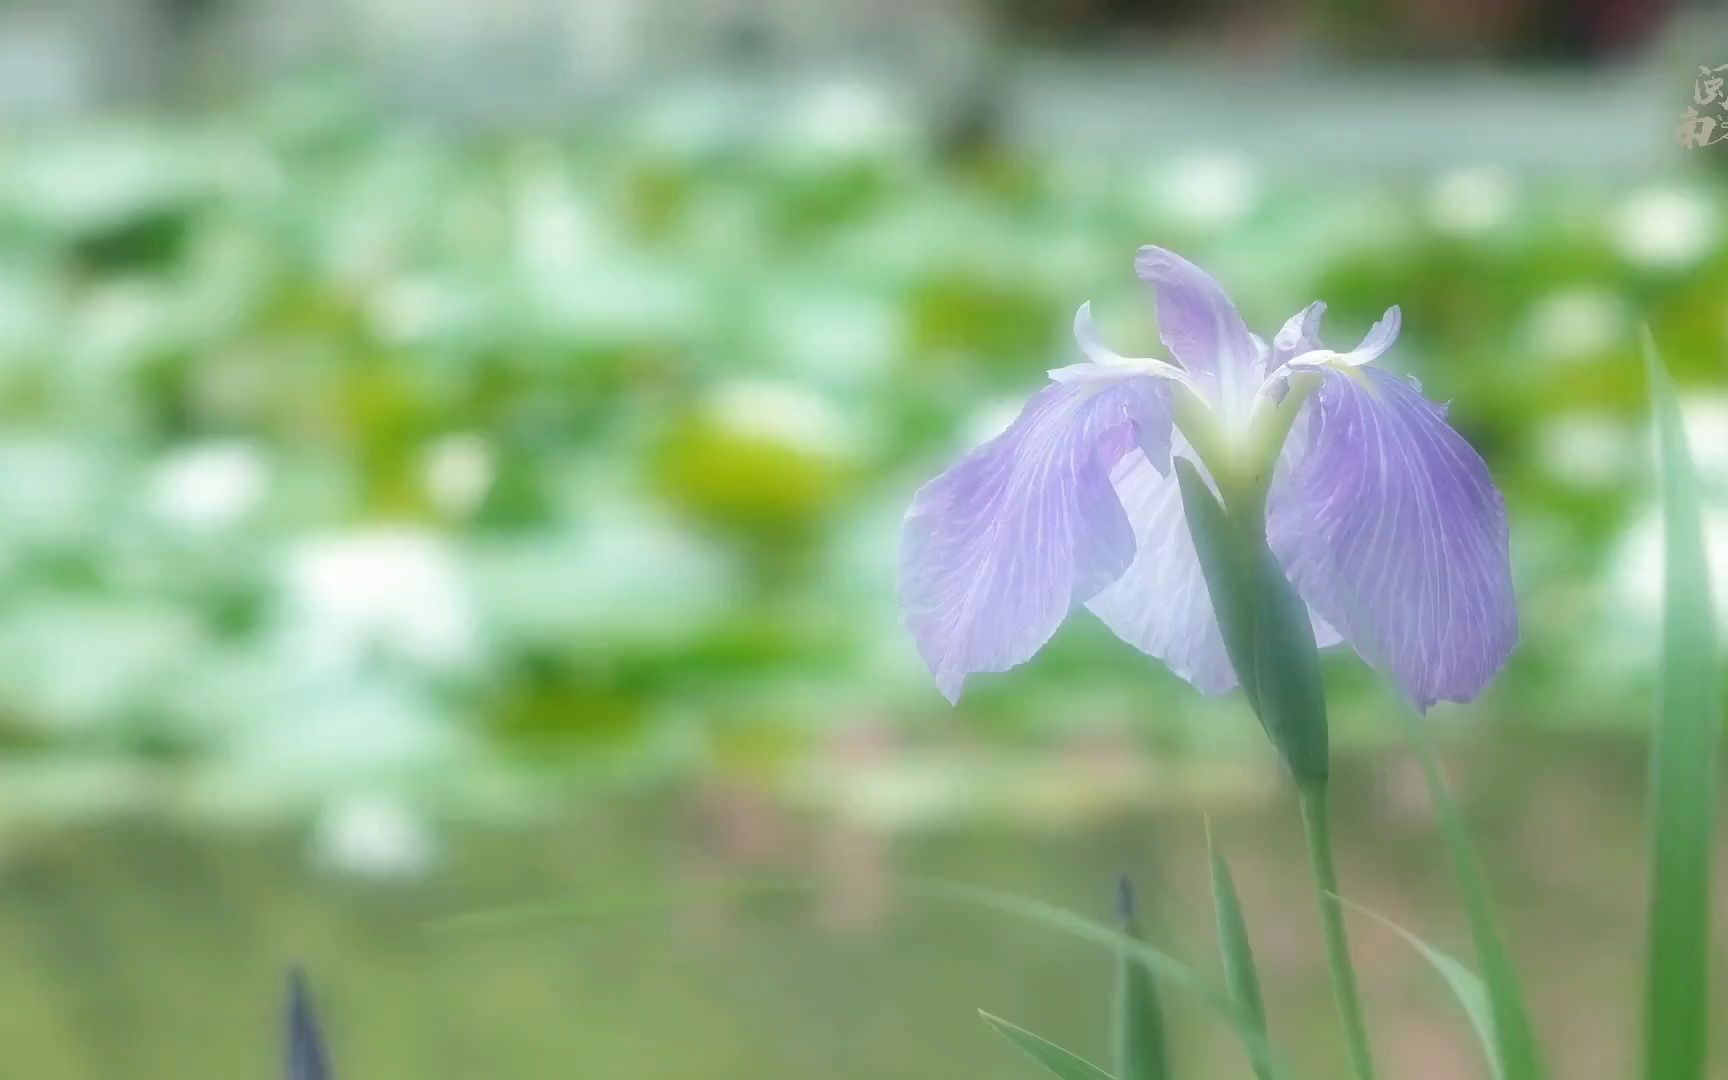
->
1298;782;1376;1080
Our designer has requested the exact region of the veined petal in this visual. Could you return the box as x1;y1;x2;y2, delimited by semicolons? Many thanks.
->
1271;367;1517;710
901;379;1172;701
1133;246;1262;416
1092;440;1342;696
1085;447;1239;694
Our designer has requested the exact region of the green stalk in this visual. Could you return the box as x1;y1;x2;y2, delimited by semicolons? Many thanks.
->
1298;783;1376;1080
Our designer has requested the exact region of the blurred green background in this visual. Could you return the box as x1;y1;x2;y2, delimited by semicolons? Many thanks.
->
0;0;1726;1076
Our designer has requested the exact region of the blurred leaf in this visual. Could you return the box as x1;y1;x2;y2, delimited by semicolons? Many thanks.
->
1641;333;1722;1080
1206;825;1273;1080
981;1012;1116;1080
1113;878;1171;1080
1337;897;1501;1080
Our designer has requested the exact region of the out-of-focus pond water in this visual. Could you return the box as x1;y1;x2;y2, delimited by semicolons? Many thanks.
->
0;735;1717;1079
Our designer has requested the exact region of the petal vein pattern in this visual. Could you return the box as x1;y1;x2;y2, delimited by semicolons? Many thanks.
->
1272;368;1517;709
900;379;1171;701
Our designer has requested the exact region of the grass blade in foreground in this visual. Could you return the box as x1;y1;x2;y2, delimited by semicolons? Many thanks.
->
1338;897;1501;1080
432;874;1280;1075
1641;336;1722;1080
1114;878;1172;1080
1206;825;1273;1080
1397;715;1545;1080
982;1012;1117;1080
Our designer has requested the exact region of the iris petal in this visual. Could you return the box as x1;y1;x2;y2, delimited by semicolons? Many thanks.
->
900;379;1172;701
1084;447;1239;694
1133;246;1263;412
1335;306;1402;366
1271;367;1517;710
1055;304;1203;395
1283;306;1403;371
1271;301;1326;369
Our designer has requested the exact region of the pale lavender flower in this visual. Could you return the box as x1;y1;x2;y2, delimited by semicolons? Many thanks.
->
900;247;1516;711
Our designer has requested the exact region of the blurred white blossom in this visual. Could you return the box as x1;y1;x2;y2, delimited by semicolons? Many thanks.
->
707;379;861;459
148;441;269;532
1612;186;1718;268
1149;152;1259;231
311;792;438;881
476;504;733;646
422;433;496;518
1522;286;1629;363
280;529;478;677
778;79;913;163
1535;413;1634;491
1426;165;1516;238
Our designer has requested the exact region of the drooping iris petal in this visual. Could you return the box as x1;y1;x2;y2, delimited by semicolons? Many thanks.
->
1092;439;1343;696
1084;447;1239;694
1133;246;1263;415
900;378;1172;701
1271;366;1517;710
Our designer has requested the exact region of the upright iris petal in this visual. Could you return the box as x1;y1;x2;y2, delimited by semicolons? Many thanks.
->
1271;366;1518;710
900;379;1172;702
1134;247;1264;419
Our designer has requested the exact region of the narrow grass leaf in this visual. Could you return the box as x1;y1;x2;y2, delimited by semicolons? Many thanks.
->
1206;825;1272;1080
1398;714;1545;1080
1337;897;1501;1079
1114;878;1172;1080
432;873;1281;1076
1641;334;1722;1080
982;1012;1117;1080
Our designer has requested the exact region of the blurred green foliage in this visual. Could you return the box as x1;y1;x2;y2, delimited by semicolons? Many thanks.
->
0;86;1721;822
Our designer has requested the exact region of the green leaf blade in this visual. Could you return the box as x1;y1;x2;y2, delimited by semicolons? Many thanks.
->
1641;335;1722;1080
1113;878;1172;1080
1398;716;1546;1080
982;1012;1117;1080
1173;458;1328;785
1338;897;1501;1080
1206;826;1273;1080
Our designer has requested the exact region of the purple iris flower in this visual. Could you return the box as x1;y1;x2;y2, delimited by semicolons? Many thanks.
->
900;246;1516;711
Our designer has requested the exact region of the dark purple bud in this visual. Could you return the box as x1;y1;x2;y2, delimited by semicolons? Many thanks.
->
285;967;331;1080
